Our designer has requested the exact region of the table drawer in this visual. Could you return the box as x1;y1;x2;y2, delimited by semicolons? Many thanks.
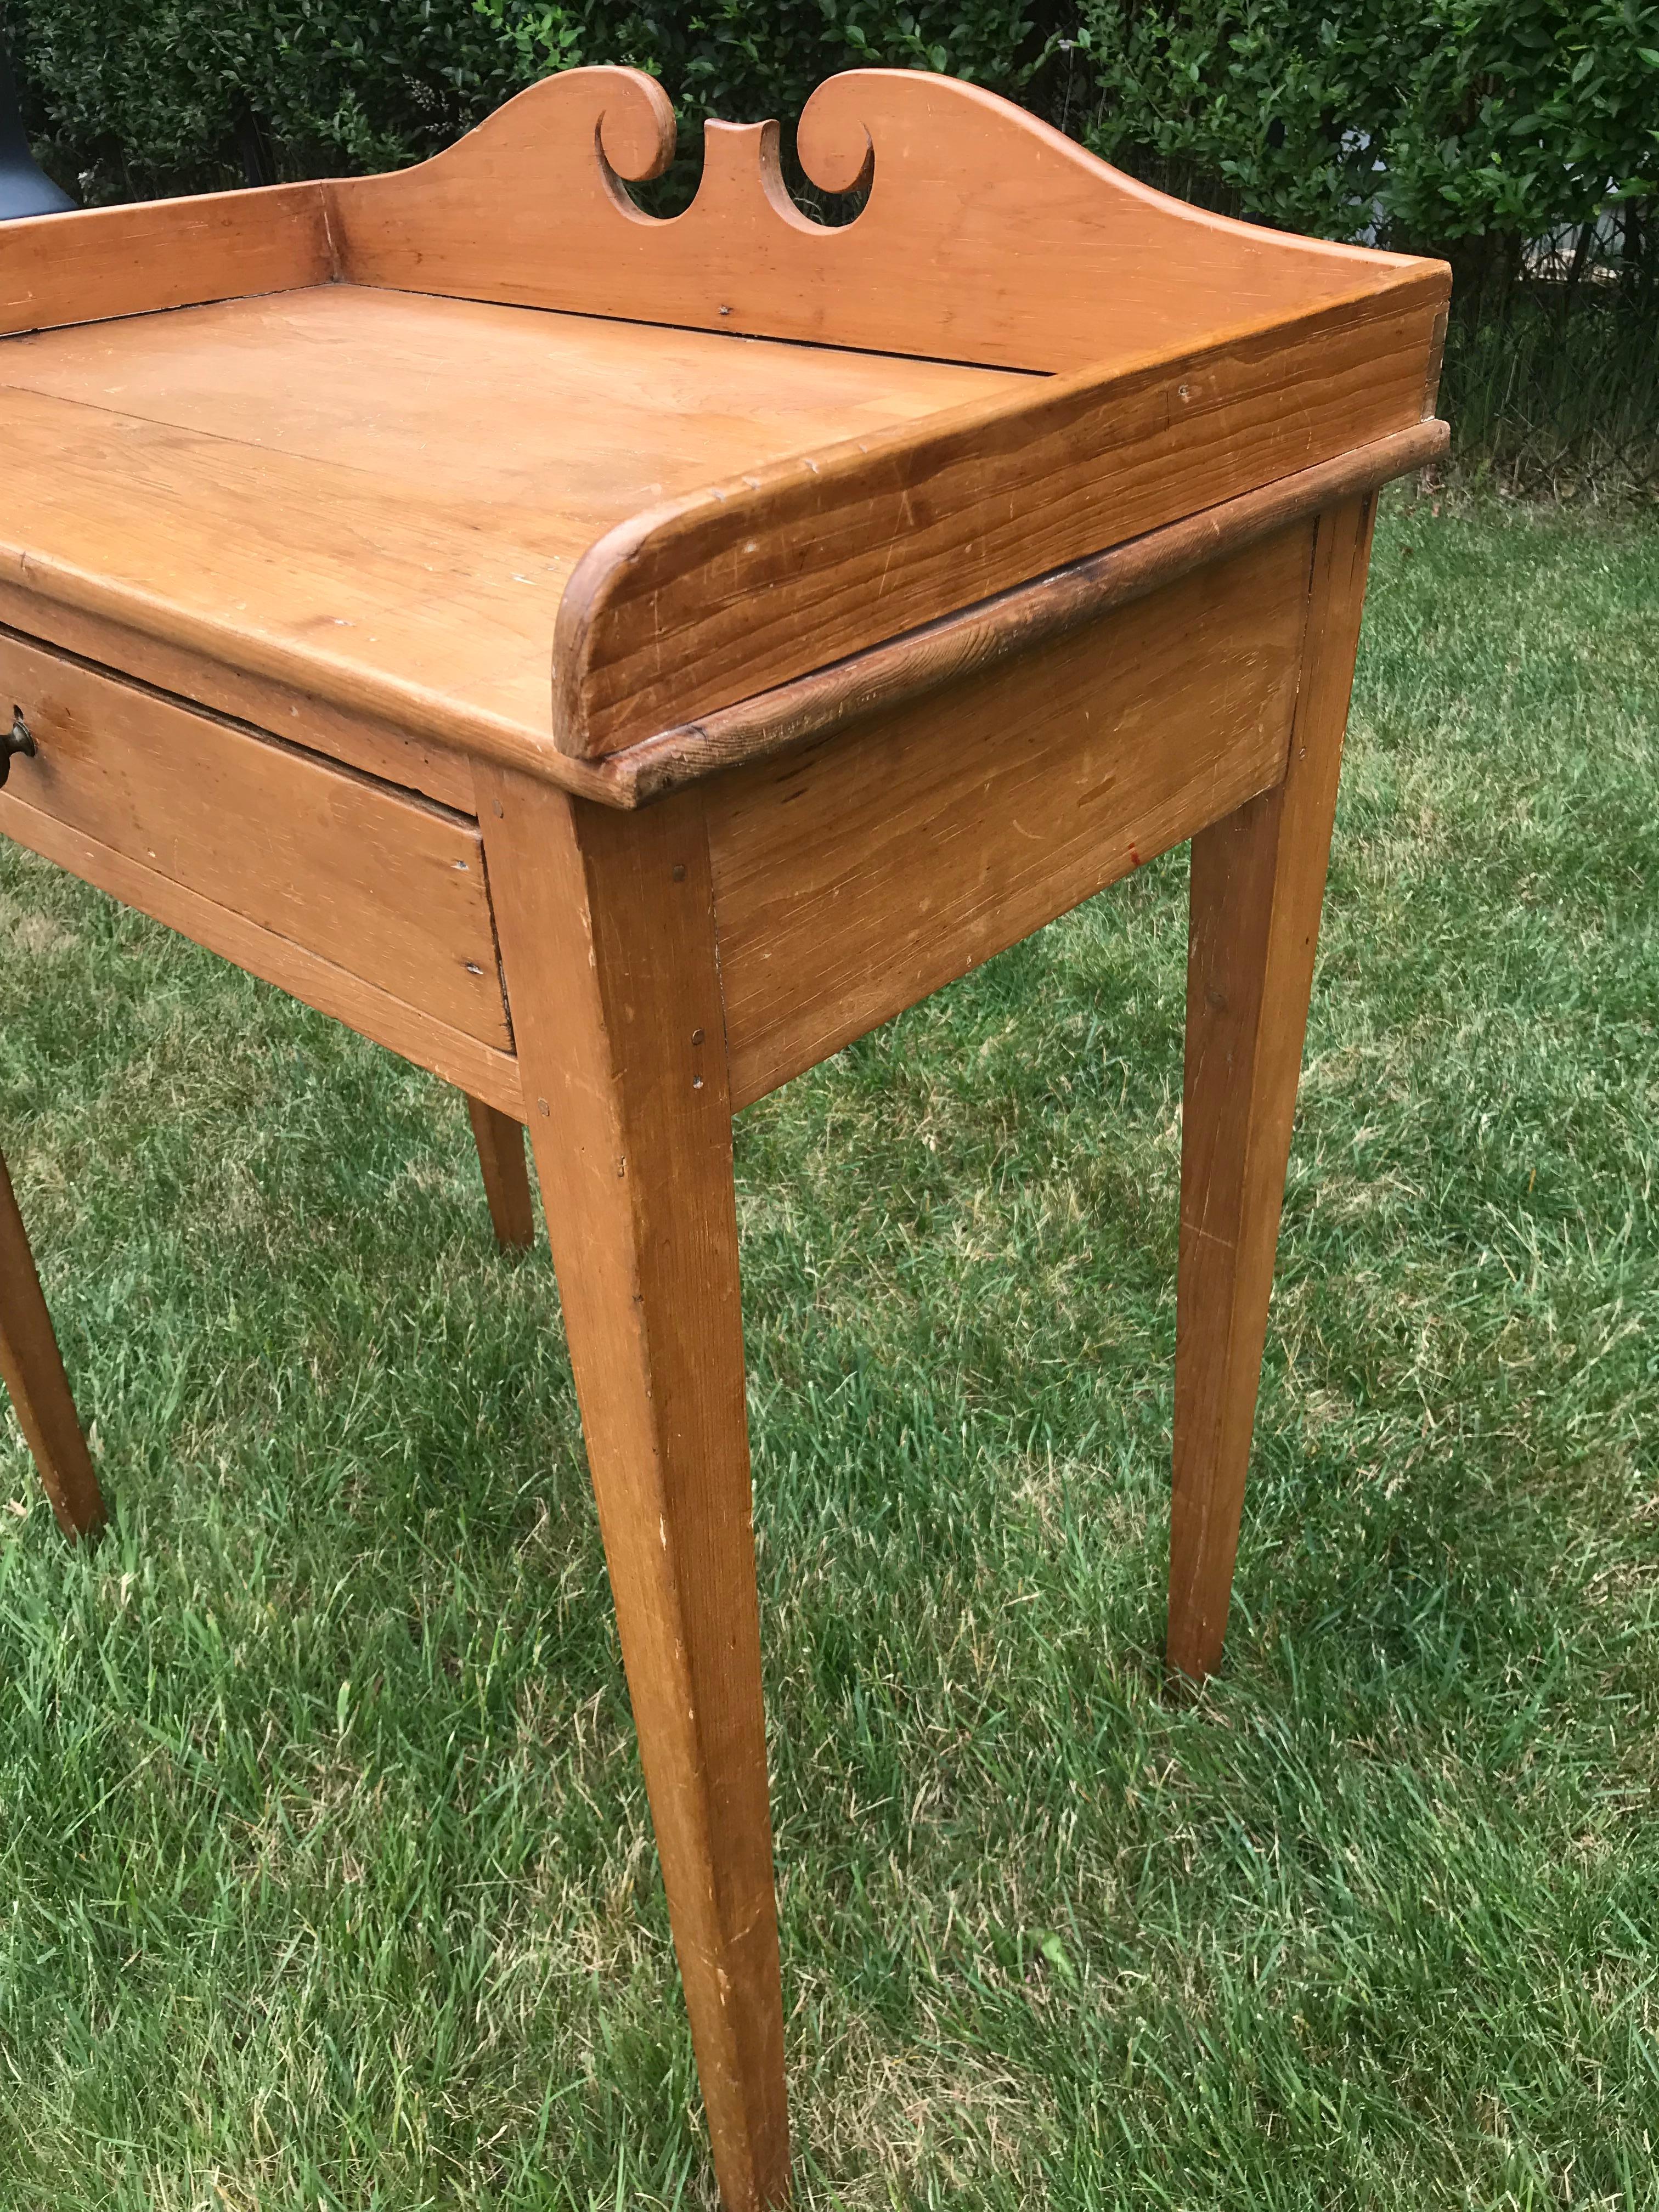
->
0;627;515;1065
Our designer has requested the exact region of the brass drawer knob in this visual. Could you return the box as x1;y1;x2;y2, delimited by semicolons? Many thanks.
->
1;708;37;789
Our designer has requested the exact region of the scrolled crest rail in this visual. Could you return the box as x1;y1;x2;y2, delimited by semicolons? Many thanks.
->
326;64;1429;375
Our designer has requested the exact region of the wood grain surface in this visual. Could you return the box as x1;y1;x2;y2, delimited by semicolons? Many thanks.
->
1168;495;1379;1679
602;420;1447;804
0;585;478;814
710;523;1312;1107
330;65;1435;374
557;276;1443;754
0;1147;106;1538
0;67;1447;789
0;279;1439;770
0;799;524;1119
0;287;1011;778
0;630;510;1046
482;774;788;2209
466;1095;536;1249
0;180;329;339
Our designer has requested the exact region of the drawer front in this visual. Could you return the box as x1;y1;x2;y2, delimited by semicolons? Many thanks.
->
0;628;512;1056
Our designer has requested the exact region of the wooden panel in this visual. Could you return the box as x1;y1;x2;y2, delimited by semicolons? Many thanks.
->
0;285;1006;498
0;800;524;1122
708;526;1313;1109
0;586;476;814
557;278;1443;755
0;183;330;338
330;65;1437;375
599;422;1447;806
0;290;1008;778
0;631;511;1048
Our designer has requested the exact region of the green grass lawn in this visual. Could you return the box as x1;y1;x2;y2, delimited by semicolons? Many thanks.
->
3;495;1657;2209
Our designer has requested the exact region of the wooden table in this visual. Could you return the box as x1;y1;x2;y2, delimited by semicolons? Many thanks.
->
0;66;1448;2208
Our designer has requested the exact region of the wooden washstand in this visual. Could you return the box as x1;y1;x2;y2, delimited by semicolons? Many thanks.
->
0;68;1448;2208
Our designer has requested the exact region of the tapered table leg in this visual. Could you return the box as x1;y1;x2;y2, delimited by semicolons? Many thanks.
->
480;769;788;2210
1169;496;1378;1679
465;1092;535;1250
0;1146;105;1537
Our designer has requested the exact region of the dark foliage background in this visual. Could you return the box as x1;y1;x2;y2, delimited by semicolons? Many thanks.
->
3;1;1655;489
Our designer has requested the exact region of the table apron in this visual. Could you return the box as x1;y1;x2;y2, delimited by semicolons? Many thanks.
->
707;519;1314;1109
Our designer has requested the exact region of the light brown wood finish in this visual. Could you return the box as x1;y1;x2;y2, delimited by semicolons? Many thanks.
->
0;587;478;813
331;65;1426;373
0;286;1437;771
0;69;1446;776
710;523;1310;1108
480;773;786;2210
0;415;1441;818
0;276;1442;770
0;284;1002;486
0;800;525;1120
1167;495;1379;1680
0;180;329;339
0;291;1012;782
610;420;1447;805
0;1149;105;1538
0;630;509;1047
556;276;1443;756
466;1096;535;1251
0;63;1451;2205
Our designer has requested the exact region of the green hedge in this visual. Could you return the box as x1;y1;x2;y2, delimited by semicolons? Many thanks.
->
7;4;1052;202
8;0;1656;278
1076;0;1658;296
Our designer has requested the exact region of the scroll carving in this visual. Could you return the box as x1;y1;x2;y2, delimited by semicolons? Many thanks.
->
328;66;1424;375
